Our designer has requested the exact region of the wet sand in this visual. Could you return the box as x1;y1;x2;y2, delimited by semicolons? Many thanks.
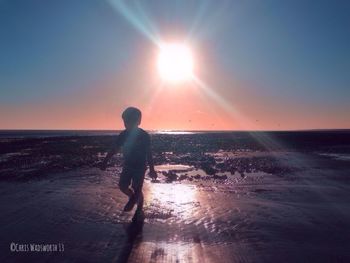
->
0;131;350;262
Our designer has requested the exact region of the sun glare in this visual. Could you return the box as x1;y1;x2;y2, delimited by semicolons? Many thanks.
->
157;43;194;83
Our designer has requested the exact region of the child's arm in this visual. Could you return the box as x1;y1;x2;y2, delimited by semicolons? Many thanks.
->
147;144;157;179
100;137;121;170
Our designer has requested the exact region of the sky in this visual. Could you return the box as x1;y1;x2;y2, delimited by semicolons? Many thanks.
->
0;0;349;130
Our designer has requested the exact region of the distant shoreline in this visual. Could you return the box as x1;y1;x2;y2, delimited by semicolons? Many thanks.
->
0;128;349;132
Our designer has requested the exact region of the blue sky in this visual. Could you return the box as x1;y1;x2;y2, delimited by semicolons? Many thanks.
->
0;0;349;129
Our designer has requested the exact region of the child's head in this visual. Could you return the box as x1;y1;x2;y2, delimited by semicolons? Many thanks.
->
122;107;142;130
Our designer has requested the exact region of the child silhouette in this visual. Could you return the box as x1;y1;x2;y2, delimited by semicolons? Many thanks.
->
100;107;157;220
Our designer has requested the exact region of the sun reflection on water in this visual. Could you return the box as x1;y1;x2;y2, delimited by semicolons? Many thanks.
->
148;183;197;218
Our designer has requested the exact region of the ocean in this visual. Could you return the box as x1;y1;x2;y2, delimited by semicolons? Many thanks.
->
1;129;349;139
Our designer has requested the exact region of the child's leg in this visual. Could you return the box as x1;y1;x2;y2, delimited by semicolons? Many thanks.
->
119;169;135;198
134;189;144;211
132;171;145;211
119;185;134;197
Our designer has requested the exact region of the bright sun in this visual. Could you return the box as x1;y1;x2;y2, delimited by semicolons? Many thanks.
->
157;43;194;83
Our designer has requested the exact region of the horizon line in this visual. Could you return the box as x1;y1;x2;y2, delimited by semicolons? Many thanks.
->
0;128;349;132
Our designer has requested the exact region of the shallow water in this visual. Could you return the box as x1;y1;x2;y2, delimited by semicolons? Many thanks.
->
1;153;349;263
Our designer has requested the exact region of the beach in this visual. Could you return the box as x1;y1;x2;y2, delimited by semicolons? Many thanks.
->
0;131;350;262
